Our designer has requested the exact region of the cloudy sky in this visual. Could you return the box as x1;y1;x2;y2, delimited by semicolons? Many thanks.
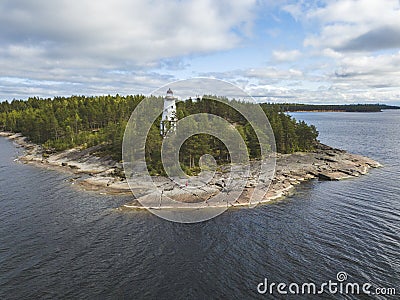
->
1;0;400;104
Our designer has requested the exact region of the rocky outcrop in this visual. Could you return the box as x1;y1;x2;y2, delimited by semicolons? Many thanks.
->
121;144;381;209
1;132;381;210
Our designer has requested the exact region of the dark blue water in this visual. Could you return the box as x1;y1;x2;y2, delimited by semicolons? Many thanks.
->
0;111;399;299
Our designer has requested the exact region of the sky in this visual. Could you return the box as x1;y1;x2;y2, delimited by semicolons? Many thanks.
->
1;0;400;104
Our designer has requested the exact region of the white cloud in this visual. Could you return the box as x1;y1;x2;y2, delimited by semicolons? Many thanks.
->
272;49;302;62
301;0;400;52
274;0;400;104
1;0;399;104
198;53;400;104
0;0;258;99
0;0;256;63
201;66;305;84
331;51;400;89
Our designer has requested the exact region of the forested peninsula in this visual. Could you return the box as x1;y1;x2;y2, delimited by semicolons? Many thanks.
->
0;95;381;208
0;95;319;175
269;103;400;112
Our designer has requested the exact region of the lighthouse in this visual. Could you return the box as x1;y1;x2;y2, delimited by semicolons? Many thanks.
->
160;88;177;137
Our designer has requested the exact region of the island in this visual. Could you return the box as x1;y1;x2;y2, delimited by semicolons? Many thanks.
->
0;94;382;210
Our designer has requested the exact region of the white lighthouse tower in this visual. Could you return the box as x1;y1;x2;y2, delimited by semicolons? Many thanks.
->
160;88;177;137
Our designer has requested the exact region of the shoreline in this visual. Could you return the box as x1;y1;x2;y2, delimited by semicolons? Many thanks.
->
0;131;382;210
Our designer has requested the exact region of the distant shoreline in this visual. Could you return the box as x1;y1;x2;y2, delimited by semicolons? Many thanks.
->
287;109;400;113
288;110;385;113
0;131;382;210
267;103;400;113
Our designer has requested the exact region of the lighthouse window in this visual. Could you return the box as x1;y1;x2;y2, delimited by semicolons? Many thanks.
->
171;106;173;108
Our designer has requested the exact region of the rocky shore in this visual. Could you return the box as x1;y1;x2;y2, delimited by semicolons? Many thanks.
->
0;131;130;194
1;131;381;210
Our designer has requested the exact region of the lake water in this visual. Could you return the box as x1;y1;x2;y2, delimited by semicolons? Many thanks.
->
0;111;399;299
